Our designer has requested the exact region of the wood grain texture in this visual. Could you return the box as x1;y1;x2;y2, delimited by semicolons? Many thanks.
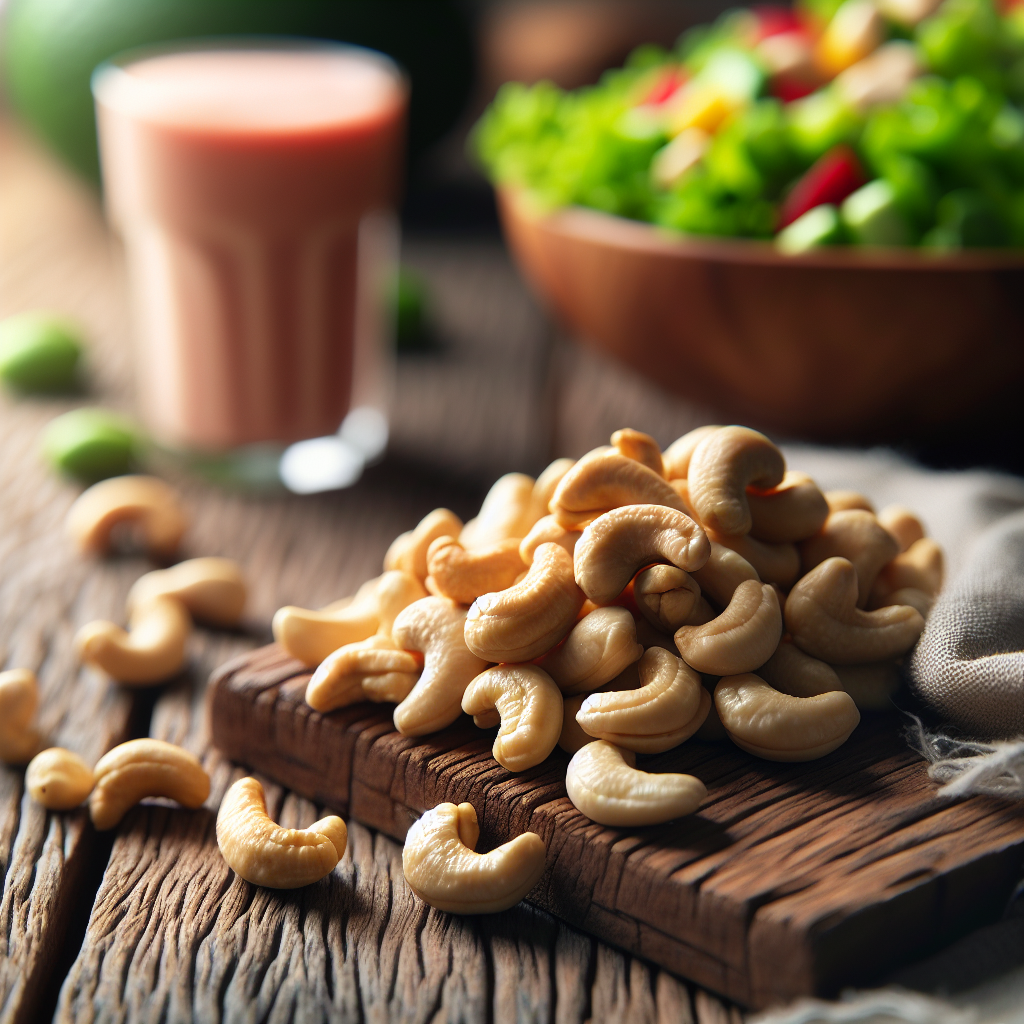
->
209;645;1024;1010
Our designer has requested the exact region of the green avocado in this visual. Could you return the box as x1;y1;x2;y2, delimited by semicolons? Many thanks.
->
2;0;475;183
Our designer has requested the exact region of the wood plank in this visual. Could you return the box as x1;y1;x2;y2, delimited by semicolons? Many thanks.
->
208;644;1024;1010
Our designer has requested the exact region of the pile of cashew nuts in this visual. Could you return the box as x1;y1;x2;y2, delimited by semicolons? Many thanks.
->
1;426;943;915
267;424;941;910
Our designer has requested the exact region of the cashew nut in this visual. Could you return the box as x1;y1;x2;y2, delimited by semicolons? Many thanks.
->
576;647;710;753
306;635;422;712
464;542;584;663
832;660;902;711
668;476;697;518
66;474;187;559
127;557;246;627
707;529;800;588
217;776;347;888
785;557;925;664
0;668;42;764
426;536;525;605
531;458;576;522
89;738;210;829
757;638;843;698
662;425;721;480
611;428;665;477
462;664;563;771
392;597;490;736
573;504;710;605
26;747;95;810
877;505;926;553
747;471;829;543
877;586;933;618
519;515;582;565
385;508;464;581
687;426;785;536
460;473;538;550
714;674;860;761
374;570;430;637
690;541;759;608
76;595;191;685
869;537;944;608
824;490;875;514
402;801;546;914
800;510;899;607
565;741;706;826
633;564;702;632
674;580;782;676
537;606;642;695
549;448;686;530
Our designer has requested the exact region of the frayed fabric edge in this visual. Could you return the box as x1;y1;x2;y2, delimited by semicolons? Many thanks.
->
903;715;1024;800
748;988;976;1024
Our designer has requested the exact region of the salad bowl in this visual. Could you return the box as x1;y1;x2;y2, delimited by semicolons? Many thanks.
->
498;188;1024;441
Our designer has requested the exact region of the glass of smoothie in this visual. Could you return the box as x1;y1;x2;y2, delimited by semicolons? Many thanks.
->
92;41;407;485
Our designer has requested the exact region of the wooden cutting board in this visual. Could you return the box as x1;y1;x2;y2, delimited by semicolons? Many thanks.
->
209;643;1024;1012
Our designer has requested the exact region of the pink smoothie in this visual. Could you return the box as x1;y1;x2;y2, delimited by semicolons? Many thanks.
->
94;45;407;450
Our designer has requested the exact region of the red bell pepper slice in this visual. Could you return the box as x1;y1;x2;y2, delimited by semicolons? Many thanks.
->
779;145;867;228
642;68;687;106
752;5;805;40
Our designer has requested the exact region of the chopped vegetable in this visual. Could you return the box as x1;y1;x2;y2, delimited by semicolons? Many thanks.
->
0;312;83;393
780;145;866;226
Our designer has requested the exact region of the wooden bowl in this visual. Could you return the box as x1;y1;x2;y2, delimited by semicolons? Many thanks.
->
497;188;1024;441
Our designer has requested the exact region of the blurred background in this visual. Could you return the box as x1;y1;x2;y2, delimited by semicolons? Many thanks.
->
0;0;1020;492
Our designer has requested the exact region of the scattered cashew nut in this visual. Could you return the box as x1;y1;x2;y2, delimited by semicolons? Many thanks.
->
531;458;576;522
537;606;642;695
869;537;944;608
127;557;246;627
824;490;875;514
26;747;95;810
785;557;925;664
89;738;210;829
633;564;702;633
714;673;860;761
0;668;42;764
66;474;187;559
690;541;760;608
460;473;538;550
757;638;843;698
385;508;464;581
707;528;800;588
217;776;347;888
402;801;546;914
877;505;926;553
426;536;525;605
662;425;721;480
462;664;563;771
519;515;582;565
747;471;829;543
611;428;665;477
565;740;706;827
306;635;422;712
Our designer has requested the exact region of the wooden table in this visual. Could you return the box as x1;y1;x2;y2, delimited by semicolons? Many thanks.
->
0;113;745;1024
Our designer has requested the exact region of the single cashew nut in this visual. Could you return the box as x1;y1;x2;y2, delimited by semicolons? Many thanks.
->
832;660;902;710
374;570;430;637
633;564;702;633
537;606;642;695
462;664;563;771
460;473;538;550
426;536;525;605
714;674;860;761
800;510;900;607
519;515;582;565
217;776;347;888
531;458;576;523
565;741;706;826
785;557;925;664
127;557;246;627
273;574;389;666
549;448;686;530
26;747;95;810
464;543;584;663
76;595;191;685
690;541;760;608
707;529;800;588
385;508;464;581
687;426;785;536
66;474;187;559
89;738;210;829
824;490;875;514
747;471;829;543
402;801;546;914
877;505;926;553
662;425;722;480
757;638;843;698
392;597;490;736
869;537;944;608
611;428;665;477
0;668;42;764
306;636;422;712
576;647;710;753
573;504;710;605
674;580;782;676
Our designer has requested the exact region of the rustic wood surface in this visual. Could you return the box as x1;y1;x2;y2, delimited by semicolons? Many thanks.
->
0;112;749;1024
208;646;1024;1011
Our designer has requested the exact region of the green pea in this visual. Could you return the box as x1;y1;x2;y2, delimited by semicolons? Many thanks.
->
0;312;84;393
42;408;139;483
